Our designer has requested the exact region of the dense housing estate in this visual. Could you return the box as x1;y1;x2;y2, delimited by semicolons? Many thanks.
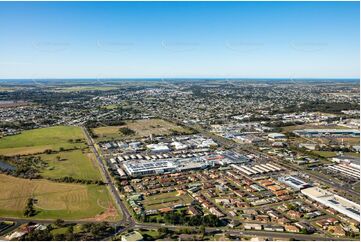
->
0;79;359;241
301;187;360;222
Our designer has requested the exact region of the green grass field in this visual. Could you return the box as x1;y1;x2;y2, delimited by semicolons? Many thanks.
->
0;126;121;221
345;152;360;158
282;124;353;133
0;174;120;221
39;149;102;180
0;126;86;156
311;151;338;158
0;126;103;180
92;119;193;141
140;230;161;239
312;151;360;158
51;225;83;235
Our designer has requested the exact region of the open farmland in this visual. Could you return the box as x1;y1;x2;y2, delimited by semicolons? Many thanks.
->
38;149;102;180
92;118;193;141
0;126;86;156
0;174;119;221
142;191;193;210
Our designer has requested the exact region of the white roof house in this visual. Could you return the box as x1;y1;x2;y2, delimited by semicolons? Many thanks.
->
268;133;287;140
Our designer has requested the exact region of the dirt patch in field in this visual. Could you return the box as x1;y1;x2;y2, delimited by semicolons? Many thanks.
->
85;203;118;222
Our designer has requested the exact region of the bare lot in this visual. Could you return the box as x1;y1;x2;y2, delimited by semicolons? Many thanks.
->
0;174;119;221
92;119;193;141
142;191;193;210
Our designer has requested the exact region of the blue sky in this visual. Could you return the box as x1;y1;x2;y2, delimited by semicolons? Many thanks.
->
0;1;359;79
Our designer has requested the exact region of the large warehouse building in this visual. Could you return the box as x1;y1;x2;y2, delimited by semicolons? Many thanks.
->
123;160;177;177
294;129;360;137
278;176;311;190
122;157;214;177
301;187;360;222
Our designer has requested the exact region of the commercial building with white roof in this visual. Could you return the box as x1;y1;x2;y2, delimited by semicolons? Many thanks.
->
294;129;360;137
267;133;287;140
146;143;170;153
278;176;310;190
123;160;177;177
301;187;360;222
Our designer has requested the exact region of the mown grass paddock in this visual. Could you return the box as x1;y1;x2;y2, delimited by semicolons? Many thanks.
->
0;126;120;221
0;126;86;156
0;125;103;182
39;149;102;180
0;174;119;221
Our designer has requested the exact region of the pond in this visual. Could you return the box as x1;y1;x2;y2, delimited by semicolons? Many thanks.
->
0;160;15;171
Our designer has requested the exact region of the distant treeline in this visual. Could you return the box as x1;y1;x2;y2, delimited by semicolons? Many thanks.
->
275;101;359;114
85;120;126;128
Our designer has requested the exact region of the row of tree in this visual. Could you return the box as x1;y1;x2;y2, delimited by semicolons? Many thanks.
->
21;221;115;241
138;210;223;227
47;176;105;185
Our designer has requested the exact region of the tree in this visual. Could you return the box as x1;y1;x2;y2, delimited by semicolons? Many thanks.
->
119;127;135;136
46;224;53;232
199;225;206;238
53;233;65;241
158;227;170;236
44;149;52;154
22;229;53;241
88;222;114;238
23;198;36;217
65;232;75;241
67;225;74;234
55;218;65;227
81;223;92;231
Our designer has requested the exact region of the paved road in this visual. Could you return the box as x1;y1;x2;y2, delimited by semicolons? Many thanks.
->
0;217;101;225
0;128;134;228
1;216;353;241
182;121;359;198
82;127;135;228
2;121;356;241
256;152;360;197
133;222;352;241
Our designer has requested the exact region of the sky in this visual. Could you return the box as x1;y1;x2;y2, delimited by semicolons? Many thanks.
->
0;1;359;79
